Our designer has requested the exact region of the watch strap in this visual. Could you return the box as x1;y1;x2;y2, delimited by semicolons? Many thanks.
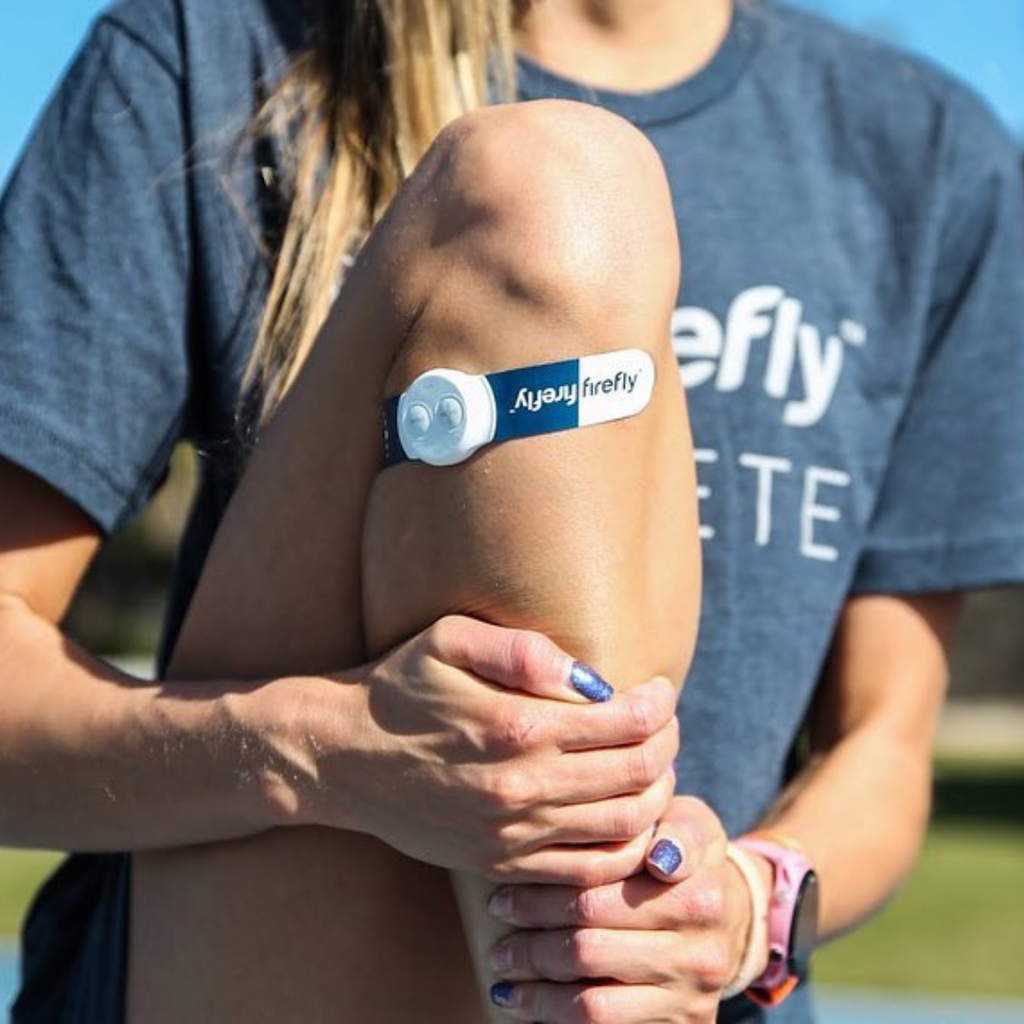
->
734;831;814;1007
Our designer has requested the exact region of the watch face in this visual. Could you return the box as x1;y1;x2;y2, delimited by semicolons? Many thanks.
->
789;870;820;978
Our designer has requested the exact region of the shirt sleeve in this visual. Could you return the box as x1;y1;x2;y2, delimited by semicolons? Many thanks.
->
851;94;1024;594
0;13;192;533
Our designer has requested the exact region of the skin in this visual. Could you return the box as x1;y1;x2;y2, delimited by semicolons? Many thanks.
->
125;99;699;1024
2;101;704;1015
481;592;960;1021
0;2;964;1022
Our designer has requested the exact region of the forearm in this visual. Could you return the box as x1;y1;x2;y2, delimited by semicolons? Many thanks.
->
0;593;319;850
760;722;932;941
757;592;958;942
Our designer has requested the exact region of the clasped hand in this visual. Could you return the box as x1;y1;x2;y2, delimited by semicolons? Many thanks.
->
486;795;753;1023
272;615;749;1021
287;614;679;882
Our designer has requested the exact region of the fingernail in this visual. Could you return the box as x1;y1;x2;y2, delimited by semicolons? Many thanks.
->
649;838;683;876
490;981;517;1007
489;941;513;972
488;887;514;921
570;661;614;702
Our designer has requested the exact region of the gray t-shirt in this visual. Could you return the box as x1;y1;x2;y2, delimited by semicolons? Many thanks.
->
3;1;1024;1021
519;3;1024;847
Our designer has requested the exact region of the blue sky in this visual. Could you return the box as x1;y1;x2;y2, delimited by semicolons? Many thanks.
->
788;0;1024;137
2;1;1023;185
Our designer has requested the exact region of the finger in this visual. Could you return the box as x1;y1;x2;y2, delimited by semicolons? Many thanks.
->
490;865;734;934
552;677;679;752
490;980;670;1024
491;927;681;984
491;830;649;886
528;770;675;848
645;796;726;883
487;874;675;931
538;720;678;804
430;615;614;703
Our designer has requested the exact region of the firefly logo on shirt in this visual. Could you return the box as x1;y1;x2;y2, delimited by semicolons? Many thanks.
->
671;284;867;427
672;287;866;562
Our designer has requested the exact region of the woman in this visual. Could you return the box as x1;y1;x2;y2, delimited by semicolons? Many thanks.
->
3;1;1024;1022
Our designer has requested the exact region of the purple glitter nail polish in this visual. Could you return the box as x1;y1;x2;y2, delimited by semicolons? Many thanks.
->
649;838;683;875
490;981;516;1007
570;661;614;702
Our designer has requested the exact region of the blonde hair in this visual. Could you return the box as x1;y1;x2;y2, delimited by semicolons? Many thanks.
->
244;0;517;418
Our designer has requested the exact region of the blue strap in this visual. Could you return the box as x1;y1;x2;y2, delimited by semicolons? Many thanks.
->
383;349;654;467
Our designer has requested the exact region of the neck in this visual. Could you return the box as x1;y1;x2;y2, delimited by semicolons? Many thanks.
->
514;0;733;92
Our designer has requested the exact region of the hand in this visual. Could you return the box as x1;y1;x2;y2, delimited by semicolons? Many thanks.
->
269;615;680;882
485;796;760;1023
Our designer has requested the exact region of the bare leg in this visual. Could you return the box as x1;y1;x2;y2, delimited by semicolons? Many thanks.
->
128;100;698;1023
363;107;698;1013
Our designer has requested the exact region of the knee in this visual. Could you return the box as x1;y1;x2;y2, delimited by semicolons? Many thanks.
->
410;100;681;334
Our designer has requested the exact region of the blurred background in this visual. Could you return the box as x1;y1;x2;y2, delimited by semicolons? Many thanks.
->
1;1;1022;1019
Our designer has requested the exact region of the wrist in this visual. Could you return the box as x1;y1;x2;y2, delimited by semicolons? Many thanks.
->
722;842;772;999
232;669;366;833
216;678;300;829
141;675;292;837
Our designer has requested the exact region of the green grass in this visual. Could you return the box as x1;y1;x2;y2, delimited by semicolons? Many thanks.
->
816;823;1024;997
817;756;1024;997
0;849;63;936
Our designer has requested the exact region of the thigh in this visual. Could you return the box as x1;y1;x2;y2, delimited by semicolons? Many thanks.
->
131;830;475;1024
128;132;487;1024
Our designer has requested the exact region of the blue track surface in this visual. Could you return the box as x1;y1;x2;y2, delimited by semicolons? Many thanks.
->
818;989;1024;1023
1;945;17;1019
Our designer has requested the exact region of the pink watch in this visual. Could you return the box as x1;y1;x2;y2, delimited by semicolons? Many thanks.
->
734;832;820;1007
